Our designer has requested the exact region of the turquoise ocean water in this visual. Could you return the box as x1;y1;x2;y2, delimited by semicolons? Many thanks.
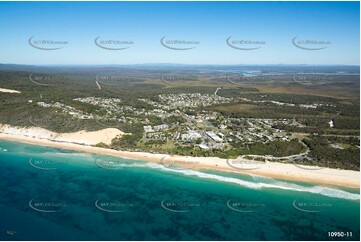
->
0;140;359;241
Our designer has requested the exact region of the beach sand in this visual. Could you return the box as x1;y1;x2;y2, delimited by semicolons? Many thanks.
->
0;124;123;145
0;125;359;189
0;88;21;93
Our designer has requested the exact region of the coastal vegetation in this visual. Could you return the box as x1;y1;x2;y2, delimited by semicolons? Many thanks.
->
0;66;359;170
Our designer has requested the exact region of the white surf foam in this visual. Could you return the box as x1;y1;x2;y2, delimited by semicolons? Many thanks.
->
121;162;360;201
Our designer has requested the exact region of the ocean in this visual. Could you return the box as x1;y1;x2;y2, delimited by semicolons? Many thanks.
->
0;140;359;241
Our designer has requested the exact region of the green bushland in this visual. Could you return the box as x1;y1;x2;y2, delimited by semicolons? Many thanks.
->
302;135;359;170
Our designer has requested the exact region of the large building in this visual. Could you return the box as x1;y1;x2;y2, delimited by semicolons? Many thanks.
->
206;131;223;143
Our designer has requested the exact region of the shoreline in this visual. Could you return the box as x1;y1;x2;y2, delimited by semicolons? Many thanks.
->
0;87;21;93
0;132;359;189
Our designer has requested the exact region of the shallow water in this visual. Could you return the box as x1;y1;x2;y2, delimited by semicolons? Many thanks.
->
0;140;359;240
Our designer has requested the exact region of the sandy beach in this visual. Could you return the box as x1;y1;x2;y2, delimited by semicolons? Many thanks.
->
0;87;21;93
0;124;359;189
0;124;123;145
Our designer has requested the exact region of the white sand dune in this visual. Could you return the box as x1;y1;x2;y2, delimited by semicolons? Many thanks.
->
0;124;123;145
0;88;21;93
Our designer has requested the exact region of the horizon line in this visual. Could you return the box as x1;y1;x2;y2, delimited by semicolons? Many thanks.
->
1;63;360;67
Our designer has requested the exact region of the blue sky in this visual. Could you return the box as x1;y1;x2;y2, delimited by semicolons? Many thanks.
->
0;1;359;65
